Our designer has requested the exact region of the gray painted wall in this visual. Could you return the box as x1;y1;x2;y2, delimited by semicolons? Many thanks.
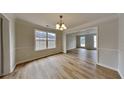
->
77;34;96;50
118;14;124;78
85;34;96;49
76;36;80;48
15;19;63;64
98;18;118;70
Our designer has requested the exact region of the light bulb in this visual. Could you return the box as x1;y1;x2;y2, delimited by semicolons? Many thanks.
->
61;23;65;28
61;23;67;29
56;23;60;29
63;26;67;29
60;27;63;31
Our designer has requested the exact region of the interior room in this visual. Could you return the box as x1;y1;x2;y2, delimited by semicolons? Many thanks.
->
0;13;124;79
66;27;97;64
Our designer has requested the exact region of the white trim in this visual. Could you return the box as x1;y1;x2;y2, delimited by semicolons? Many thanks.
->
10;64;16;73
96;27;99;64
98;48;119;52
16;59;34;65
0;64;16;76
63;32;67;53
66;27;97;34
65;15;118;34
98;63;124;78
67;48;76;51
118;70;124;79
97;63;118;71
2;13;16;21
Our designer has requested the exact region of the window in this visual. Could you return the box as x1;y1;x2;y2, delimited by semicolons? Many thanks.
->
80;36;85;47
94;35;97;48
35;30;46;51
35;29;56;51
48;32;56;48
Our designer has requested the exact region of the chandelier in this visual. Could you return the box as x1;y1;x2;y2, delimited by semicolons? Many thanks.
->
56;15;67;31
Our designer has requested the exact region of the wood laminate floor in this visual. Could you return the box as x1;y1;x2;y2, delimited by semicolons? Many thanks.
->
67;48;97;63
1;48;121;79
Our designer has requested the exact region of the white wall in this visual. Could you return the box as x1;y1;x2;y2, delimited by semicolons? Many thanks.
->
118;14;124;78
15;19;63;64
65;17;118;70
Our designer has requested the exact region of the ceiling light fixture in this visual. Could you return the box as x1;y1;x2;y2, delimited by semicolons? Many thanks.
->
56;15;67;31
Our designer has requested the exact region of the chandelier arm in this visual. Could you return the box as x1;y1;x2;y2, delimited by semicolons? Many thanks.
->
56;15;67;31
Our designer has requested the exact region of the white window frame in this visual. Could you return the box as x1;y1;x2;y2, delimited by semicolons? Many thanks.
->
34;29;56;51
47;32;56;49
35;30;47;51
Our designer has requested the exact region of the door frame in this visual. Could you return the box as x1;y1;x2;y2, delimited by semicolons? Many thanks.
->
96;27;99;64
65;26;99;64
0;15;3;75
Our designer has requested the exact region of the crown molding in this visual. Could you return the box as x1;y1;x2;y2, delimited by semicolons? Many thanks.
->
66;27;98;34
2;13;16;21
65;15;118;34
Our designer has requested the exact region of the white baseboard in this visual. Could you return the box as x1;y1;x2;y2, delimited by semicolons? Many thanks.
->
67;48;76;51
97;63;118;71
10;64;16;73
118;70;124;79
8;51;63;75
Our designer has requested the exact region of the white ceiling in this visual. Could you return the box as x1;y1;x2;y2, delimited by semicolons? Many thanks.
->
14;13;117;30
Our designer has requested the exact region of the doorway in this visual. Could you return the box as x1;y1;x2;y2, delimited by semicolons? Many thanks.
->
78;34;97;63
66;27;98;64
